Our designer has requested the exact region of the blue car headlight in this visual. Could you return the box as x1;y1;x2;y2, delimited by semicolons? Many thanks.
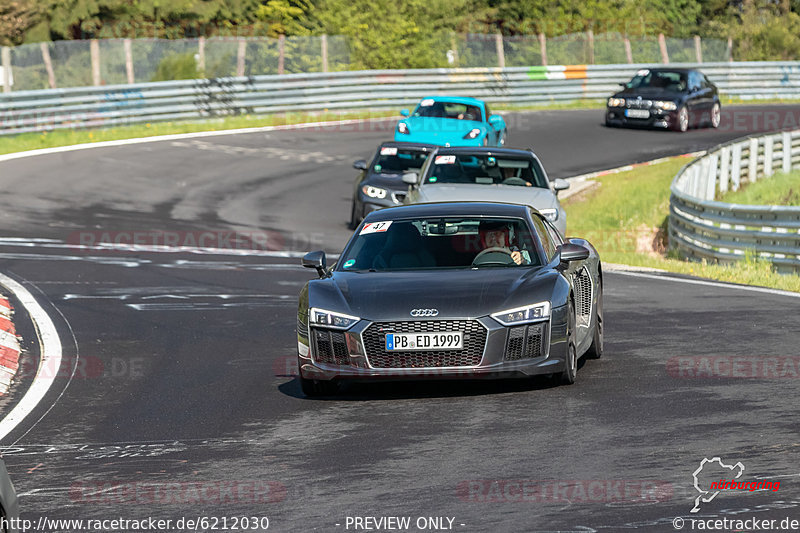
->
397;122;410;135
310;308;360;330
464;128;482;140
491;302;551;326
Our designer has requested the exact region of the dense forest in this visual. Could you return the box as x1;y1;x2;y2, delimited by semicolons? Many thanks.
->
1;0;799;66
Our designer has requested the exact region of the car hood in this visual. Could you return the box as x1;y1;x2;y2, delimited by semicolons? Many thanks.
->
365;172;412;191
308;268;559;322
415;184;557;209
612;87;682;100
401;117;484;142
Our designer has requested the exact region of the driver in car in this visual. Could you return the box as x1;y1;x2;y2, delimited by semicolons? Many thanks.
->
477;220;530;265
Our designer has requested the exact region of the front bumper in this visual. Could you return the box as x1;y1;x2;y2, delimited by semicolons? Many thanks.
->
605;107;677;129
355;190;407;219
393;132;489;147
297;306;569;382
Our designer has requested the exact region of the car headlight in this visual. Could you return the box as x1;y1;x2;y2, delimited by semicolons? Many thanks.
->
362;185;387;199
607;97;626;107
492;301;551;326
539;208;559;222
397;122;410;135
309;308;360;330
653;101;677;111
464;128;482;139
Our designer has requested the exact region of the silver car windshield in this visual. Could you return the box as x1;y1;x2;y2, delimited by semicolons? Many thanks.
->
338;217;541;271
425;154;549;188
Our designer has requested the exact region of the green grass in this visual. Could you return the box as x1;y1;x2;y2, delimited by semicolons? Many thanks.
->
719;169;800;205
563;157;800;292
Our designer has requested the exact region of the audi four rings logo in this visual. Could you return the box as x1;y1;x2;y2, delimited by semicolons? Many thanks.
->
410;309;439;317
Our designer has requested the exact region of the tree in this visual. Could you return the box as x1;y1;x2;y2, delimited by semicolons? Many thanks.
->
0;0;40;45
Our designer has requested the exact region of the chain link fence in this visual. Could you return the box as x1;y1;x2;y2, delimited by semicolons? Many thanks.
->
1;33;731;92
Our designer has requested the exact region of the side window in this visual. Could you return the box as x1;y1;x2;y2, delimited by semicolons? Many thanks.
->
689;71;701;91
483;103;491;121
531;215;556;260
543;218;564;246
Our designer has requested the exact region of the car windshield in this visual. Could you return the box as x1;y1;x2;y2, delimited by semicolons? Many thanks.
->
338;217;541;271
372;147;428;174
413;100;482;121
627;70;687;91
424;154;549;188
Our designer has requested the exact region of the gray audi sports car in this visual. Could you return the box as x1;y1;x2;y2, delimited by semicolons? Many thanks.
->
296;202;603;397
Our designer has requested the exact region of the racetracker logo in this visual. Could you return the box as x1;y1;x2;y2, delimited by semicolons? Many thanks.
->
666;356;800;379
69;480;286;504
457;479;673;503
68;230;286;252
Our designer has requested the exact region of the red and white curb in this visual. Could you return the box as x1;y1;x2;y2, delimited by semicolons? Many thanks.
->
0;296;20;395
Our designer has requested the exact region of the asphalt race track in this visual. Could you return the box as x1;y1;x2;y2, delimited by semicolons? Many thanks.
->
0;106;798;532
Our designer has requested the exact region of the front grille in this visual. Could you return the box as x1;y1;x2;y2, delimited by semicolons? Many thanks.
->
574;267;593;326
626;99;653;109
362;320;486;368
311;328;350;366
504;323;546;361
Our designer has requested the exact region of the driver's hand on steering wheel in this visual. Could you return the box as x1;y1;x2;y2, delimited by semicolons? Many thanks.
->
510;250;523;265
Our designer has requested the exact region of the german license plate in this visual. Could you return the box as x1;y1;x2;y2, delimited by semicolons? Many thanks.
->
625;109;650;119
385;332;463;351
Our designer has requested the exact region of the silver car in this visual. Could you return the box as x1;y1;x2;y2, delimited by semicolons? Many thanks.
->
403;147;569;235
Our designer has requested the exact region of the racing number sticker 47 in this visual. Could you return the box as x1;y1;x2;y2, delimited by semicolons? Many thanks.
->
360;221;392;235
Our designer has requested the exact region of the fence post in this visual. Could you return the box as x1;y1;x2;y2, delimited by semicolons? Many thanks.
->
731;143;742;191
538;33;547;66
495;33;505;68
748;137;759;183
124;38;134;83
763;136;774;177
39;42;56;89
658;33;669;64
321;34;328;73
587;30;594;65
1;46;10;93
719;147;730;193
726;37;733;62
197;36;206;74
237;38;246;76
278;34;285;75
694;35;702;63
90;39;101;86
783;131;792;173
623;36;633;63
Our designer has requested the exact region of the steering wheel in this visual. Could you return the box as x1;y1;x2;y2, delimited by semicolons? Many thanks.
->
501;177;529;187
472;247;517;266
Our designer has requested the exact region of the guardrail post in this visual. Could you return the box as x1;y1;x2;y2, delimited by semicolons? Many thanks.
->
587;30;594;64
731;143;742;191
40;42;56;89
495;33;505;68
1;46;11;93
705;154;719;200
278;35;285;75
748;137;759;183
623;36;633;63
321;34;328;73
538;33;547;66
237;38;246;77
197;36;206;74
124;38;134;83
719;146;730;193
90;39;101;86
783;131;792;173
658;34;669;64
694;35;702;63
764;136;774;177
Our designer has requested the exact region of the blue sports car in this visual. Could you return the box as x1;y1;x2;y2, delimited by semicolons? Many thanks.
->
395;96;508;147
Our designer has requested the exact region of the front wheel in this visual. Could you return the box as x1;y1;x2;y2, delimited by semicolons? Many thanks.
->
559;300;577;385
585;280;603;359
300;377;339;397
673;106;689;132
348;202;360;230
709;102;721;129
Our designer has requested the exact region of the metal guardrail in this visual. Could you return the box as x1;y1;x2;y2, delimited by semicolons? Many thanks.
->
669;130;800;273
1;61;800;135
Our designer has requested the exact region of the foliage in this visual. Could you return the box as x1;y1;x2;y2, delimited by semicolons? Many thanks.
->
0;0;39;45
150;52;201;81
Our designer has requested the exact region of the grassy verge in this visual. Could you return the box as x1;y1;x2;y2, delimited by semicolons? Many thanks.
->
718;169;800;205
563;157;800;292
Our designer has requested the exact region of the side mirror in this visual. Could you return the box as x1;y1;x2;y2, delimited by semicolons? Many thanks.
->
402;172;418;185
302;250;327;278
488;114;503;125
553;178;570;192
353;159;367;171
558;243;590;263
400;109;410;117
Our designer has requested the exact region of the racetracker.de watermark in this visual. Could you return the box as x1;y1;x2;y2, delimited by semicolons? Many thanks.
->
69;480;286;504
666;356;800;379
457;479;673;503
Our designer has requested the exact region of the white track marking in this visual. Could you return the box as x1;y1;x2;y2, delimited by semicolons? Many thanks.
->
609;269;800;299
0;273;63;442
0;117;392;164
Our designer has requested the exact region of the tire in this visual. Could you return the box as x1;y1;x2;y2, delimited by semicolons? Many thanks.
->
559;300;577;385
585;280;603;359
300;377;339;397
348;202;360;230
673;106;689;132
710;102;721;129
